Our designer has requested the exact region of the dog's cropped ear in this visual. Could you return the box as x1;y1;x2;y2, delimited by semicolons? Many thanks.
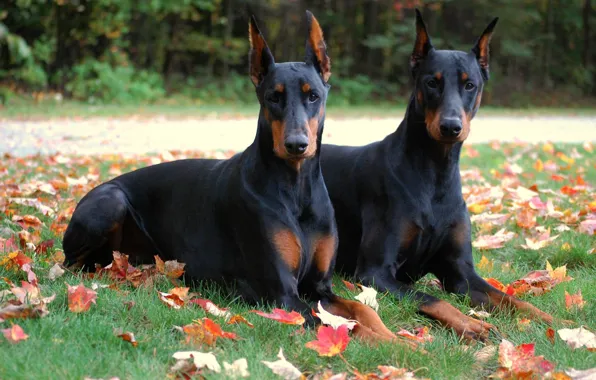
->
471;17;499;81
410;9;434;77
305;10;331;83
249;16;275;87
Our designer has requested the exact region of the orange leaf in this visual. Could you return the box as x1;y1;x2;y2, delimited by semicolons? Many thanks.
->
396;327;433;343
495;339;555;378
305;325;350;357
114;328;138;347
180;318;238;346
560;185;577;196
516;208;537;229
546;328;555;344
0;250;33;271
12;215;43;229
565;290;586;311
251;308;305;325
157;291;185;309
227;315;254;328
66;283;97;313
2;324;29;343
342;280;356;291
154;255;185;279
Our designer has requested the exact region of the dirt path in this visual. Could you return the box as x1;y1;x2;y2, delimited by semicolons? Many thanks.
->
2;115;595;156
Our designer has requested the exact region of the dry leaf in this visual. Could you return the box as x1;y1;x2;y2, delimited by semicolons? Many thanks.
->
565;290;586;311
262;348;302;380
48;263;65;280
252;308;305;326
227;314;254;328
565;367;596;380
314;301;357;330
468;309;491;319
223;358;250;378
113;328;138;347
354;284;379;311
172;351;221;373
191;298;231;319
67;283;97;313
2;324;29;343
557;327;596;350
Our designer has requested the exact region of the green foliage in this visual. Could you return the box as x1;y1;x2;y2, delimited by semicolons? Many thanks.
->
66;60;164;104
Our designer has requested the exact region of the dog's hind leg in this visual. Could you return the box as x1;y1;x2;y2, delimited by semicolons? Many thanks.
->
62;184;129;270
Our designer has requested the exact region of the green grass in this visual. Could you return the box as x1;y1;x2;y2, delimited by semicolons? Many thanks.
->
2;96;596;120
1;143;595;379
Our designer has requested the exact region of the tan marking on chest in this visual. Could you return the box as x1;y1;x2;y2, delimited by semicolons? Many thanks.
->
400;221;420;249
272;230;302;271
312;234;336;274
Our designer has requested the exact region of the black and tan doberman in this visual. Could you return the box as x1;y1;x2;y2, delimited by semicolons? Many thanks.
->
321;10;553;341
62;12;399;342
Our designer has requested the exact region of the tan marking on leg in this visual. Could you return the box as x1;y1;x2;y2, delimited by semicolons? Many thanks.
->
272;230;301;271
419;300;496;342
312;234;336;275
485;287;553;324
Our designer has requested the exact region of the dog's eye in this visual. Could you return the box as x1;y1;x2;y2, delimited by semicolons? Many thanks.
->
464;82;476;91
308;92;320;102
268;92;281;104
426;79;438;89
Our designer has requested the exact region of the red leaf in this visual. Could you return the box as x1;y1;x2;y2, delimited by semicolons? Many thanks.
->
342;280;356;291
227;315;254;328
2;324;29;343
495;339;555;378
190;298;230;318
66;283;97;313
157;291;185;309
560;185;577;196
546;328;555;344
565;290;586;311
251;308;305;325
35;239;54;254
0;236;18;253
305;325;350;357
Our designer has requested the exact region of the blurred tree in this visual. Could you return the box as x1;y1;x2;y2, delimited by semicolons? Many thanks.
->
0;0;594;105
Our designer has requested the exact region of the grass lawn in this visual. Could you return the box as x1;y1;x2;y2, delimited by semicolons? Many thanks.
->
0;142;595;379
2;97;596;120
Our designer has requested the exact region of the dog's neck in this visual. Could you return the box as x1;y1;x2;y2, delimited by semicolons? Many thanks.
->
390;94;462;188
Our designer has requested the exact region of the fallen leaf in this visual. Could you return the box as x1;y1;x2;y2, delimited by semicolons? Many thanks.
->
227;315;254;328
252;308;305;326
546;328;556;344
0;250;33;271
169;287;190;301
155;255;185;279
48;263;65;280
521;229;559;250
172;351;221;373
396;327;433;343
377;365;420;379
12;214;43;229
472;228;516;250
342;279;356;291
565;290;586;311
354;284;379;311
2;324;29;343
113;328;138;347
191;298;231;319
468;309;491;319
11;281;55;305
494;339;554;378
565;367;596;379
305;325;350;357
314;301;357;330
223;358;250;378
557;327;596;350
477;255;494;272
262;348;302;380
516;208;537;229
158;291;185;309
579;219;596;235
0;303;49;320
67;283;97;313
473;345;497;365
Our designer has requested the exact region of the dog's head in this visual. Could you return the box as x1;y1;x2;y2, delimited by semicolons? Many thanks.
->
249;11;331;170
410;9;498;144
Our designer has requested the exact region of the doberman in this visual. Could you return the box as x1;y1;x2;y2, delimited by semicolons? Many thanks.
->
62;12;399;343
320;10;554;341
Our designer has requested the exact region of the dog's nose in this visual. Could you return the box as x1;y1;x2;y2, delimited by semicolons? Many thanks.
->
439;119;463;137
284;135;309;155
